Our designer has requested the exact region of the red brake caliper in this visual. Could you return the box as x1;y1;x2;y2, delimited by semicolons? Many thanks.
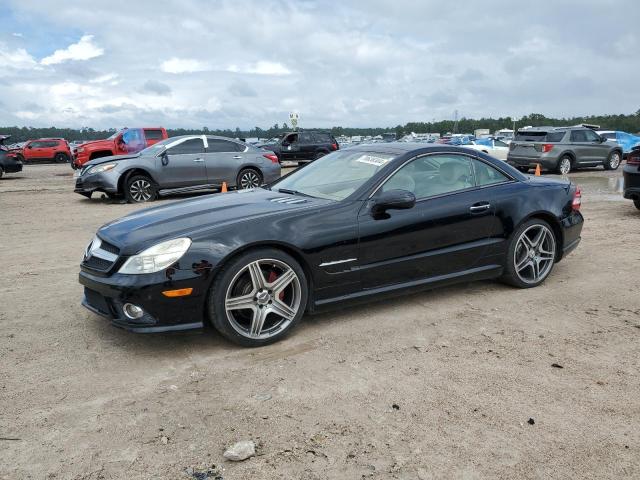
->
267;270;285;300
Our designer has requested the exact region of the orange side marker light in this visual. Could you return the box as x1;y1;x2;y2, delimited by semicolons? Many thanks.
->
162;288;193;298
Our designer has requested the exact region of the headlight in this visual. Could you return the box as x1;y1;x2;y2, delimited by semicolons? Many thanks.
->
77;147;85;153
86;163;117;175
118;238;192;274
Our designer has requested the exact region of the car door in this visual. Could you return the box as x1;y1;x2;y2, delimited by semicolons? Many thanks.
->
203;138;245;184
298;132;315;161
357;153;504;289
279;133;299;161
24;141;44;160
569;130;593;165
492;140;509;160
583;128;610;163
155;137;207;188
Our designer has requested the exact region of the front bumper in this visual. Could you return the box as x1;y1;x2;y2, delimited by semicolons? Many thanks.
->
2;160;23;173
74;171;119;195
622;164;640;200
79;267;208;333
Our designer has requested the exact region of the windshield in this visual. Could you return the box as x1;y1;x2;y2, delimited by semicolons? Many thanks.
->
139;137;175;155
272;150;397;201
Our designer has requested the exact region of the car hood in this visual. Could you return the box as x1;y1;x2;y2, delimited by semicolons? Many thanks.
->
83;153;142;167
97;188;331;255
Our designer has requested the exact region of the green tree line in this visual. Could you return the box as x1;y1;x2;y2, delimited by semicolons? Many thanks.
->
3;111;640;143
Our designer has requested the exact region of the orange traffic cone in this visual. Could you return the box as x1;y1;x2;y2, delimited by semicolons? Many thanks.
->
534;164;541;176
221;181;228;193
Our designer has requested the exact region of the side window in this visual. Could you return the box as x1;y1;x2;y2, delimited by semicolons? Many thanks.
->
29;141;43;148
494;140;508;147
382;154;474;199
472;159;509;186
47;141;60;148
584;129;601;142
299;133;312;144
570;130;588;142
144;129;164;140
167;138;204;155
207;139;242;153
546;131;565;142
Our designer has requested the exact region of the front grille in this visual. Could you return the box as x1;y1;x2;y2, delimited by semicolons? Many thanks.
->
83;256;114;270
100;240;120;255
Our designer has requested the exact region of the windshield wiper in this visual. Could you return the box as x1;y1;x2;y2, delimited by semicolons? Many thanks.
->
276;188;316;198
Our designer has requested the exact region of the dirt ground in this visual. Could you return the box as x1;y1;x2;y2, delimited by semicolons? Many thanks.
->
1;164;639;480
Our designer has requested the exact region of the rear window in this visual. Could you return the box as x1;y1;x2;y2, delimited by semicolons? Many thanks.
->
207;139;243;152
144;129;164;140
514;130;565;142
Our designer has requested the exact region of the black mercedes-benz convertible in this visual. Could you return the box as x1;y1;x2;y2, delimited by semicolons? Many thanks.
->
79;144;583;346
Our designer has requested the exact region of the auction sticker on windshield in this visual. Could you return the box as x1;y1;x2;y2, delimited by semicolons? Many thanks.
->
355;155;392;167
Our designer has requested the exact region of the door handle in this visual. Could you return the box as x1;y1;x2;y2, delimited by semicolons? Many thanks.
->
193;158;204;163
469;202;491;213
233;155;242;159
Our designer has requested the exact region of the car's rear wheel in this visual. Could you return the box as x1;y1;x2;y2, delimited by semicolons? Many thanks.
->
502;218;557;288
634;199;640;210
208;248;308;347
125;174;156;203
557;156;572;175
0;166;4;179
314;151;327;160
604;151;621;170
237;168;262;190
54;153;68;163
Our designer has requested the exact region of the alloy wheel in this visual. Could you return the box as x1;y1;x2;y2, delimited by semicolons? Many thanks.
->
129;179;153;202
224;258;302;339
559;158;571;175
239;170;261;189
609;152;621;169
514;224;556;284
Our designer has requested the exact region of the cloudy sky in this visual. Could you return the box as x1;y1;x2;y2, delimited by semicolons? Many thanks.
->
1;0;639;130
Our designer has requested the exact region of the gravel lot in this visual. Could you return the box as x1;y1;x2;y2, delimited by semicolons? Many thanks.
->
1;164;639;479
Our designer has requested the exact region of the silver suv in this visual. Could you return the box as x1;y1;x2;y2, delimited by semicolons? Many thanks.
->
507;126;623;174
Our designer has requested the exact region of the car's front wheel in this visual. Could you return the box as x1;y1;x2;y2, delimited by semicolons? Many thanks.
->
208;248;308;347
237;168;262;190
125;174;156;203
0;166;4;179
557;155;572;175
502;219;557;288
604;151;621;170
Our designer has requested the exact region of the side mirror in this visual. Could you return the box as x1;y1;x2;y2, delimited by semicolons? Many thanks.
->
160;151;169;166
27;145;33;149
599;135;607;143
371;189;416;216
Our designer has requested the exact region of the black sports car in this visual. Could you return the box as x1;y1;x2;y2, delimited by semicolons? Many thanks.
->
79;144;584;346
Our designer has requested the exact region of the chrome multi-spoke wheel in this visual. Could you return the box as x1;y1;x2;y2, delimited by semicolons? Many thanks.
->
606;151;621;170
126;175;155;203
238;169;261;189
217;255;305;344
513;224;556;284
558;157;571;175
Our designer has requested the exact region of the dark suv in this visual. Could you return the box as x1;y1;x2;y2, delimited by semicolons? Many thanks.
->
507;126;623;174
0;135;23;179
265;131;339;163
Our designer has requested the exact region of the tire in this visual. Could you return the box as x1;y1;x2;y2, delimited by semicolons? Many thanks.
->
16;154;24;164
70;162;78;170
125;174;156;203
54;153;68;163
237;168;262;190
556;155;572;175
604;151;621;170
634;199;640;210
501;218;557;288
0;166;4;179
314;151;327;160
517;166;529;173
208;248;308;347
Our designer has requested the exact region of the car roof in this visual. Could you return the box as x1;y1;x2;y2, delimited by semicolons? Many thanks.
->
347;142;498;155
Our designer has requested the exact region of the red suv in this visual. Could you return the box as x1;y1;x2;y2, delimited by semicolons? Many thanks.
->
72;127;168;169
12;138;72;163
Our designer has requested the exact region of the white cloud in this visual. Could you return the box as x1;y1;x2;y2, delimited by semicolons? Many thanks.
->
161;57;211;74
0;44;38;69
41;35;104;65
226;61;292;76
90;73;119;85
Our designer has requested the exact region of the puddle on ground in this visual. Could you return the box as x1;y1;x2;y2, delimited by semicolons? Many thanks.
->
569;175;625;201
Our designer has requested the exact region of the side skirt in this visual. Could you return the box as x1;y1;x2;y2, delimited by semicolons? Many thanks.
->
311;264;503;313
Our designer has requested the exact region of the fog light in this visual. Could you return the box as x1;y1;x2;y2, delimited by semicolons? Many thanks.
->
123;303;144;320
